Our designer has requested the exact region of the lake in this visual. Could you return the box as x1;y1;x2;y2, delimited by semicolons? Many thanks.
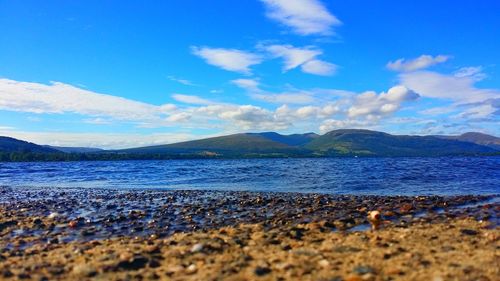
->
0;157;499;195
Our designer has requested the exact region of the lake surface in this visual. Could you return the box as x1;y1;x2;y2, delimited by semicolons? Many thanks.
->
0;157;499;195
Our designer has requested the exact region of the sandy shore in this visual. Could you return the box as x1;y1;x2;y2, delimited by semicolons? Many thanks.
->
0;188;498;280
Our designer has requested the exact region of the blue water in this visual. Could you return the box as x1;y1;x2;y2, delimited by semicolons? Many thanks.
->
0;157;499;195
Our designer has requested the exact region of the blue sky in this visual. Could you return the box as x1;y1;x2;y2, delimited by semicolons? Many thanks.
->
0;0;499;148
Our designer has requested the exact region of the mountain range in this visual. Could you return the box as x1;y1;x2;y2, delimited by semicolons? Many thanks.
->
1;129;499;161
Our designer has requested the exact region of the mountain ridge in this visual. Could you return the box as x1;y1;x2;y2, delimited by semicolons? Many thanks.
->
1;129;499;161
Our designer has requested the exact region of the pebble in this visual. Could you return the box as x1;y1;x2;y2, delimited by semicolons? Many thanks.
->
117;255;149;270
460;229;478;236
190;243;204;253
72;264;97;277
254;266;271;276
318;259;330;267
0;189;498;281
186;264;197;274
47;212;60;219
353;265;375;275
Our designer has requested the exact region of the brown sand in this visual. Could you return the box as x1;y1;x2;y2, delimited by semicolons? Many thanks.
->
1;217;498;281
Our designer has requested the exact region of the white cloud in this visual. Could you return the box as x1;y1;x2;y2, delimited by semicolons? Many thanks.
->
319;119;377;134
171;94;215;105
0;78;177;122
252;92;315;104
261;44;337;76
419;106;457;116
83;118;112;125
0;126;15;131
231;78;260;91
0;129;199;149
400;70;500;124
191;46;262;74
167;76;196;86
0;78;436;146
453;66;487;81
260;0;341;36
347;85;419;118
194;104;290;131
399;71;498;104
264;44;321;70
231;78;316;104
387;55;450;72
301;59;337;76
165;112;192;122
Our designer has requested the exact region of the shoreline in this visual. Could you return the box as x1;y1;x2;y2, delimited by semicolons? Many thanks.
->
0;188;498;280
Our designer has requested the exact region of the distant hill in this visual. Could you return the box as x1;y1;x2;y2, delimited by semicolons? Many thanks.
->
0;136;59;153
1;129;499;161
44;146;103;153
435;132;500;150
248;132;319;146
120;133;309;156
305;129;498;156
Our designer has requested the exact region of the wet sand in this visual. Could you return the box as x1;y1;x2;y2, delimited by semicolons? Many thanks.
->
0;187;498;280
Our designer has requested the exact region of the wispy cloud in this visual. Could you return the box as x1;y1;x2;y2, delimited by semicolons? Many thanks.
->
0;129;199;149
232;78;315;104
167;75;197;86
232;78;260;91
301;59;336;76
260;0;341;36
399;70;498;104
387;55;450;72
191;46;263;74
171;94;215;105
83;118;113;125
400;70;500;124
453;66;487;81
0;79;177;122
260;44;337;76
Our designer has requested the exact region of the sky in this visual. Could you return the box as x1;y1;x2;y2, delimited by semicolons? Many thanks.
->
0;0;499;149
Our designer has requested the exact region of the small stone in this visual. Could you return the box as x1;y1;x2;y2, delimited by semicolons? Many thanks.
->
17;272;31;279
48;212;60;219
386;268;404;275
48;238;59;244
165;265;184;275
191;243;204;253
2;270;13;278
460;229;478;236
318;259;330;267
254;266;271;276
81;229;95;236
353;265;375;275
117;255;149;270
72;264;97;277
400;203;413;213
186;264;197;274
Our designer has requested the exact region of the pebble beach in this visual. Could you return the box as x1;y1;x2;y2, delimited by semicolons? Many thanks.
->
0;187;498;280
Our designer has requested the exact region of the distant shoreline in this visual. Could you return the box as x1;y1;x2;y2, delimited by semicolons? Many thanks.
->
2;151;500;162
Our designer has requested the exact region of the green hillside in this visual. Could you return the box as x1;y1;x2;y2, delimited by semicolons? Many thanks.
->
436;132;500;150
120;133;308;157
305;129;497;156
249;132;319;146
1;129;499;162
0;136;59;153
